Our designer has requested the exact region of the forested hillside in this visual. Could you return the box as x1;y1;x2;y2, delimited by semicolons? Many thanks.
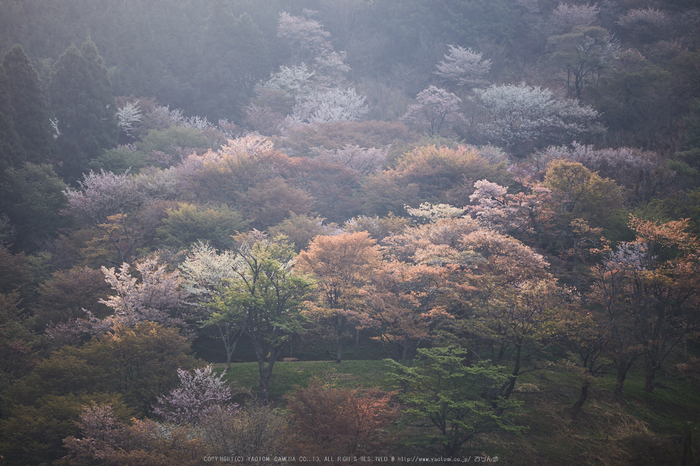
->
1;0;699;464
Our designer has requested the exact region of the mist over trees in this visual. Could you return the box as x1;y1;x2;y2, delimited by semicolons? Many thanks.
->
1;0;700;463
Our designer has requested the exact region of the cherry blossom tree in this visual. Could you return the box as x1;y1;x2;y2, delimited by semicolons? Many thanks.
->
548;3;600;33
152;365;237;425
434;45;491;90
277;11;333;65
116;100;142;139
474;83;603;152
290;87;367;124
180;243;245;370
401;86;464;136
313;144;387;175
466;179;554;239
62;403;207;465
100;255;185;328
64;169;178;264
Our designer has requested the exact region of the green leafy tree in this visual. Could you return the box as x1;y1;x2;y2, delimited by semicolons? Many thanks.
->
211;233;314;401
157;202;248;251
543;160;627;243
0;291;41;381
50;40;118;182
1;45;52;165
9;321;198;414
390;346;524;457
35;266;112;329
180;242;248;370
546;26;618;100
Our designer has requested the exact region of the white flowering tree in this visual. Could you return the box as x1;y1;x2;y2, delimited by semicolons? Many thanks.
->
64;168;180;263
314;144;387;175
434;45;491;90
251;9;362;132
548;3;600;33
401;85;464;136
474;83;603;151
277;10;333;65
116;101;142;138
291;87;367;124
180;242;244;370
261;64;316;100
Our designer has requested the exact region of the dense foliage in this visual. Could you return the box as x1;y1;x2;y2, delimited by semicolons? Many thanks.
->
0;0;699;463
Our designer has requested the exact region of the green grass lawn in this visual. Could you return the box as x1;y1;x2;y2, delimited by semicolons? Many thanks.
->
218;358;700;465
218;359;396;403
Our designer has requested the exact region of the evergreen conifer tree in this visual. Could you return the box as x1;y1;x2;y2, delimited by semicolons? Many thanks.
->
195;5;269;122
0;63;24;173
1;45;52;165
50;39;118;182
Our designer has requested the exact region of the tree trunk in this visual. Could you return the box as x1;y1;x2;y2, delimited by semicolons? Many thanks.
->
501;344;521;402
257;359;270;403
336;336;342;364
644;362;657;393
571;377;591;417
614;365;629;402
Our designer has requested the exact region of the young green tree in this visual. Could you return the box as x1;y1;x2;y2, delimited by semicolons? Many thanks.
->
211;233;314;401
390;346;524;457
180;242;247;370
50;40;118;182
546;26;618;100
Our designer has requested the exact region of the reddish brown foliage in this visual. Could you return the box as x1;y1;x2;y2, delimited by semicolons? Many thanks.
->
285;379;398;459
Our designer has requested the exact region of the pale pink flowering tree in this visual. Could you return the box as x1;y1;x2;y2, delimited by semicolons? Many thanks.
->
99;255;185;327
291;87;367;124
467;179;553;239
64;169;178;264
314;144;387;175
153;365;238;425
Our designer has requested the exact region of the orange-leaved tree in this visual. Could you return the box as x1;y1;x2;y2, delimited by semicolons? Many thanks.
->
296;231;382;363
363;259;454;365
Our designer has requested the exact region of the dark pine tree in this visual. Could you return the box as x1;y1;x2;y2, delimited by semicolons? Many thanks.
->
50;39;118;183
195;3;270;123
0;63;24;173
1;45;53;165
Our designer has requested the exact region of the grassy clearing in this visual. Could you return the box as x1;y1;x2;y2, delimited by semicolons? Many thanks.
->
217;359;700;464
218;359;395;403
